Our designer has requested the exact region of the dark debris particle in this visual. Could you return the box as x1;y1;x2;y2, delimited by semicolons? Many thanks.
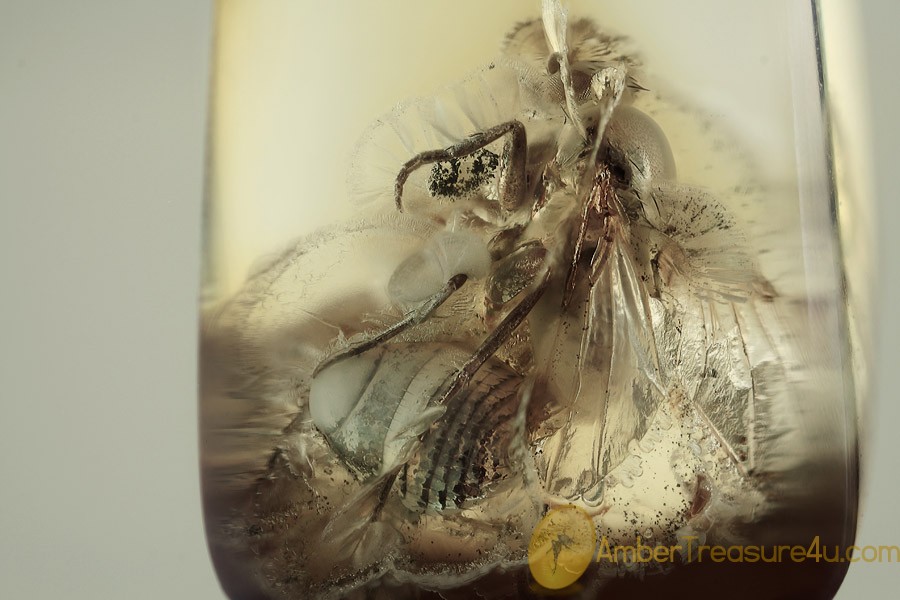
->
428;148;500;198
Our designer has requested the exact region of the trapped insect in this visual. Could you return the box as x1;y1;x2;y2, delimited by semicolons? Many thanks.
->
202;1;795;597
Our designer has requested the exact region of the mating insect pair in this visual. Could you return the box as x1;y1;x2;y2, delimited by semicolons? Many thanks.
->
202;1;789;596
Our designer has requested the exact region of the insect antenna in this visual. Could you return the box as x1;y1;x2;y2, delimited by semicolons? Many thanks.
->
541;0;585;139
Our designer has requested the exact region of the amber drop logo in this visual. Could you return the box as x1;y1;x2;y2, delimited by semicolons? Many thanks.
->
528;505;597;590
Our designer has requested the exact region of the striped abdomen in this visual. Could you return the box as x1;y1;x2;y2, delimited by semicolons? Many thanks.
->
309;342;523;511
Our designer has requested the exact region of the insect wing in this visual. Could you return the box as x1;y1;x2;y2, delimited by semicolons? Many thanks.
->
535;214;665;504
642;175;792;470
535;169;790;522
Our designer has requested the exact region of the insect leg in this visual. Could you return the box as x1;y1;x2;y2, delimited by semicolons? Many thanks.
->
414;267;549;508
437;266;551;407
394;120;527;212
312;273;468;376
485;241;548;329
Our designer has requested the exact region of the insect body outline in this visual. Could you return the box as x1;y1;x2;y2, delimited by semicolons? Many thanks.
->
202;1;790;596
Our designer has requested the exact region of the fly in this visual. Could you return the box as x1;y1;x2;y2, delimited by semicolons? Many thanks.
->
202;1;788;597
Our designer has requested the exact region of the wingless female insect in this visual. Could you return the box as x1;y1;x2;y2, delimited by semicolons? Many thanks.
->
201;1;794;597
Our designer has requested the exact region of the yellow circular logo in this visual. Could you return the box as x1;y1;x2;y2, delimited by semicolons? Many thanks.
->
528;505;597;590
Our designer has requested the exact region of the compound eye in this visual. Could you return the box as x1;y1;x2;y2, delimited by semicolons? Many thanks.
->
604;106;676;186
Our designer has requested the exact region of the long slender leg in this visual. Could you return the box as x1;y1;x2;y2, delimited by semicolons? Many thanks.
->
436;267;551;407
312;273;468;376
415;266;550;507
394;121;527;212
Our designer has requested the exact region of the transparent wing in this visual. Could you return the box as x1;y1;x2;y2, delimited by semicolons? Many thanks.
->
534;182;791;524
534;214;665;504
647;181;791;474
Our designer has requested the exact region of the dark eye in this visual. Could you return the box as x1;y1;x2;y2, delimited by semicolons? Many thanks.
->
598;136;633;188
546;53;561;74
608;156;630;185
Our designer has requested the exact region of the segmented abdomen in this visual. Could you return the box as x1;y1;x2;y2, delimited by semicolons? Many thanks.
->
309;342;523;511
